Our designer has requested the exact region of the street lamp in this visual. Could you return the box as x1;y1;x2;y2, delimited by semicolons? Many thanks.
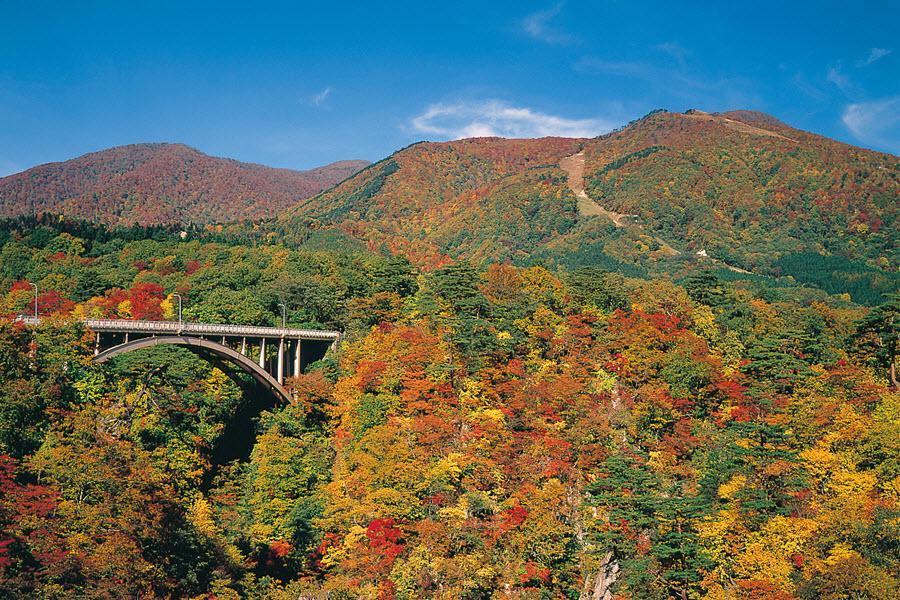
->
277;303;286;328
28;282;38;319
172;294;183;326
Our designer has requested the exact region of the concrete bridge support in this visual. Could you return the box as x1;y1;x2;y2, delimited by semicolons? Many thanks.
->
277;338;285;384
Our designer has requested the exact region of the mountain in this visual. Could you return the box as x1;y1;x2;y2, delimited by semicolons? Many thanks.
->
3;111;895;301
282;136;587;265
0;143;369;225
2;114;898;600
277;109;897;299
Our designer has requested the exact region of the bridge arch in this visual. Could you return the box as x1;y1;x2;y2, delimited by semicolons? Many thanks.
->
93;335;292;403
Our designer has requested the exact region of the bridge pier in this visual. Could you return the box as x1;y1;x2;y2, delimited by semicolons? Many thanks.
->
294;341;301;378
240;337;247;355
259;337;266;369
277;338;285;384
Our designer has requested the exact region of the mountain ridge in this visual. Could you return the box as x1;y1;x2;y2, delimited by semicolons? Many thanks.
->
1;109;895;295
0;143;369;225
265;109;896;306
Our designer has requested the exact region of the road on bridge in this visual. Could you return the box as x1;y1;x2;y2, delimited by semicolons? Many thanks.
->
16;316;342;401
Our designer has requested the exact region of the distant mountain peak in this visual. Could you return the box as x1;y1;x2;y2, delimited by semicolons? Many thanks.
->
0;144;369;225
716;109;791;131
276;108;896;275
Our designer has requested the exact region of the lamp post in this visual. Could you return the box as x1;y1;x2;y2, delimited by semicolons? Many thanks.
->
29;282;38;319
172;294;183;326
277;303;286;328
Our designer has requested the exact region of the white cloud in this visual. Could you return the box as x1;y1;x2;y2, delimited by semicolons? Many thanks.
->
826;65;853;94
791;73;826;101
410;100;612;139
842;97;900;152
856;47;892;67
521;3;575;45
657;42;689;67
575;57;647;77
310;86;332;107
575;55;761;107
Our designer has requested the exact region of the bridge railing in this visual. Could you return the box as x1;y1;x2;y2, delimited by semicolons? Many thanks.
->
16;316;341;342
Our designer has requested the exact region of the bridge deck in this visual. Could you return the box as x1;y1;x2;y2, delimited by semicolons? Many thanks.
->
17;316;341;341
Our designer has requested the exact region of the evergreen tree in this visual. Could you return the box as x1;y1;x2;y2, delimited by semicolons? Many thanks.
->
683;271;728;308
586;450;713;599
853;294;899;389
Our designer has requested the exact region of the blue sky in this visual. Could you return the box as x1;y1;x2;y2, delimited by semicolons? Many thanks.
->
1;1;898;176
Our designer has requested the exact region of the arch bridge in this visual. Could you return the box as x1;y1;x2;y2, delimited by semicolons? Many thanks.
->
18;317;341;403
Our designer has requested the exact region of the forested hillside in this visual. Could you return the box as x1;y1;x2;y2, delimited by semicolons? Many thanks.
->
0;216;897;598
580;110;896;274
2;109;895;305
0;144;368;226
277;110;897;305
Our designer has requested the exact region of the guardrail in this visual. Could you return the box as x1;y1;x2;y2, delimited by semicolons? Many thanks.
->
16;316;341;341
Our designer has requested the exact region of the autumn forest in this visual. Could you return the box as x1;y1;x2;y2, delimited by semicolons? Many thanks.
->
0;108;898;599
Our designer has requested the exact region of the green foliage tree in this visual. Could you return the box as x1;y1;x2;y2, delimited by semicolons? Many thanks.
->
586;450;713;599
426;262;499;369
184;289;274;326
683;271;729;308
742;331;817;394
566;266;630;312
853;294;899;389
